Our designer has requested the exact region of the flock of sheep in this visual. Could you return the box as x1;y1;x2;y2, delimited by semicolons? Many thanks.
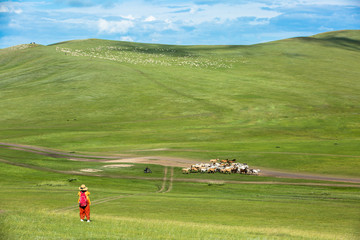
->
182;159;260;175
55;46;234;69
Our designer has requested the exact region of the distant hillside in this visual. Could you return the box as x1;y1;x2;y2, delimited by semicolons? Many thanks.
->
1;30;359;175
312;29;360;41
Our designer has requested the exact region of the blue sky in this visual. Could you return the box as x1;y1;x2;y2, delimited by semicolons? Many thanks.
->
1;0;359;48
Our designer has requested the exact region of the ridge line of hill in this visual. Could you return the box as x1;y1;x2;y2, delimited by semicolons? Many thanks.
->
1;30;359;50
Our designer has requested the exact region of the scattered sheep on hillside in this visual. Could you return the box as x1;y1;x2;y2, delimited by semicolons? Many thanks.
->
6;44;37;51
55;46;241;69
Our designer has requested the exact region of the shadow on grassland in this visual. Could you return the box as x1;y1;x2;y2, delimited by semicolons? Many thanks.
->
321;37;360;51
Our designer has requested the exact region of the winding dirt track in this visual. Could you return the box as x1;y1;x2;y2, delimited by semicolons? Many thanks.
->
3;142;358;213
1;142;360;186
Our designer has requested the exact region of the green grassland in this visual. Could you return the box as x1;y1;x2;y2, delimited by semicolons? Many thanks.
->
0;30;360;239
1;30;360;176
0;158;359;240
1;146;356;185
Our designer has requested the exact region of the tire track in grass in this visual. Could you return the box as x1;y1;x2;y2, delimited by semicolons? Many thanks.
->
55;166;171;212
163;167;174;193
157;167;174;193
157;167;168;193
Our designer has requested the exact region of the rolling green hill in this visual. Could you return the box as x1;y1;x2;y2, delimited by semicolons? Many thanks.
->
1;30;360;176
0;30;360;240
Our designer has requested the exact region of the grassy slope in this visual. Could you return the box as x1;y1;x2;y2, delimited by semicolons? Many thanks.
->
0;30;360;239
0;30;359;177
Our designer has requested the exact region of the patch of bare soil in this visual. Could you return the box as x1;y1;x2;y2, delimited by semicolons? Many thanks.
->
132;148;170;152
106;156;197;167
102;164;134;168
80;168;103;173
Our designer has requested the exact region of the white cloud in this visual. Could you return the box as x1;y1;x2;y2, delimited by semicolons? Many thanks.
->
122;15;135;20
2;0;359;48
14;8;23;14
120;36;134;42
163;19;179;31
50;2;281;25
298;0;360;6
189;7;200;14
144;15;156;22
98;18;134;34
0;4;22;14
0;5;9;12
165;3;281;25
319;26;335;32
42;17;92;24
267;0;360;8
249;18;270;25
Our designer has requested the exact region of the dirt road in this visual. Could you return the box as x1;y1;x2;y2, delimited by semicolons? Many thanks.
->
1;142;360;184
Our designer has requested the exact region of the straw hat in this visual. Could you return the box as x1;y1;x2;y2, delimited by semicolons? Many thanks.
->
79;184;88;191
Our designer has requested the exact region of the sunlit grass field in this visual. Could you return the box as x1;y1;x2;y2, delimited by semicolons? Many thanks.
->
0;30;360;239
0;159;359;240
1;31;360;176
